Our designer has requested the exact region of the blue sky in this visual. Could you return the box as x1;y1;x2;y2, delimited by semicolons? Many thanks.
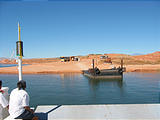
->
0;0;160;58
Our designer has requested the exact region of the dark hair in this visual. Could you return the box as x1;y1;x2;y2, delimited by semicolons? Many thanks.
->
0;80;2;87
17;80;26;90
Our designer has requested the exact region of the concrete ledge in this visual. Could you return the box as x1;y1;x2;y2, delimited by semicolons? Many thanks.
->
4;108;35;120
35;104;160;120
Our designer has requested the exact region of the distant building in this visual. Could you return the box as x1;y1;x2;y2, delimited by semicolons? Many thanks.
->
60;56;79;62
100;55;112;63
60;57;70;62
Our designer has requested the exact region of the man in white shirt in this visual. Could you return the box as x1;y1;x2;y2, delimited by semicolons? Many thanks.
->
0;80;8;109
9;80;38;120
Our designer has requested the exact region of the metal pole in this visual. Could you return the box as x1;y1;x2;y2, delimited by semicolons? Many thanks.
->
121;58;123;69
18;57;22;81
92;59;95;69
17;22;23;81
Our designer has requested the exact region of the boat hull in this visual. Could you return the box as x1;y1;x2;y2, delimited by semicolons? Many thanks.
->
83;69;123;79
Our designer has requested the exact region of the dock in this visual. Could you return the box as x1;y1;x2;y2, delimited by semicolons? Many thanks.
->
34;104;160;120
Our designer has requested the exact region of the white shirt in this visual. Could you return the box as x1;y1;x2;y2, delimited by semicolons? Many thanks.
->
9;88;29;118
0;92;8;108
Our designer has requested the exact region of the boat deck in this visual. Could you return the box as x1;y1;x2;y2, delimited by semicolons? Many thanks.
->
34;104;160;120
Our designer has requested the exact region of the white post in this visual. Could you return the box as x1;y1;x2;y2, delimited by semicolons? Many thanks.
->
18;57;22;81
17;22;23;81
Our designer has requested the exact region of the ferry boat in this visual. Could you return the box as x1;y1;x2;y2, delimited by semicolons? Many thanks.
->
83;59;125;79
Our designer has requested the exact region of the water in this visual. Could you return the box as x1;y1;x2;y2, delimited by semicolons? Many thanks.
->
0;64;17;68
0;64;29;68
0;72;160;107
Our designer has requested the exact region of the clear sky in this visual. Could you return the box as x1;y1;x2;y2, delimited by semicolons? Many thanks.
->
0;0;160;58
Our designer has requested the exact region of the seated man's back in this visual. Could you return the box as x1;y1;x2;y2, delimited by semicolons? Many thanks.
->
9;88;29;118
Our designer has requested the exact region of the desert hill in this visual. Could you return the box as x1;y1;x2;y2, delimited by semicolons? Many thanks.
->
0;51;160;65
134;51;160;63
0;51;160;74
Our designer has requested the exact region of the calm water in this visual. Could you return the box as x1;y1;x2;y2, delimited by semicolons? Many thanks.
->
0;64;17;68
0;64;29;68
0;72;160;107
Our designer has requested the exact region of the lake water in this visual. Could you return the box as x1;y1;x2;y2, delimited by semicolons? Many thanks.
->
0;72;160;107
0;64;17;68
0;64;30;68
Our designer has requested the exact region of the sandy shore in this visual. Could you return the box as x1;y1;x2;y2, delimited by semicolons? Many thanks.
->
0;61;88;74
0;51;160;74
125;64;160;72
0;60;160;74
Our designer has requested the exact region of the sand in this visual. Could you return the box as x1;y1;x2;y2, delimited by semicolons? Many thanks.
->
0;51;160;74
0;61;88;74
0;60;160;74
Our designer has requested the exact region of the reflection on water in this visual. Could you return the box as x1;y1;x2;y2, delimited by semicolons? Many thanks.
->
87;77;125;102
58;73;82;88
87;77;123;89
0;72;160;107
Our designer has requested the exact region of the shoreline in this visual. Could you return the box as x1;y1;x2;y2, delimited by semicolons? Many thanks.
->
1;51;160;75
0;71;160;75
0;62;160;74
0;71;83;74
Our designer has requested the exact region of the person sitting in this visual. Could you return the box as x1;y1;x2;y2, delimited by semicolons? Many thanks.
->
0;80;9;109
9;80;38;120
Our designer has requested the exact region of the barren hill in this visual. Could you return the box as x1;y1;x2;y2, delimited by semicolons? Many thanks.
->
0;51;160;74
134;51;160;63
0;51;160;65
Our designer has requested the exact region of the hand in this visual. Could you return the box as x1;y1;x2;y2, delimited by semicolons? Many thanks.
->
30;109;34;114
24;106;34;114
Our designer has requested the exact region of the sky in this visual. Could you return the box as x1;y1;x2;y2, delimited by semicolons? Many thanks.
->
0;0;160;58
